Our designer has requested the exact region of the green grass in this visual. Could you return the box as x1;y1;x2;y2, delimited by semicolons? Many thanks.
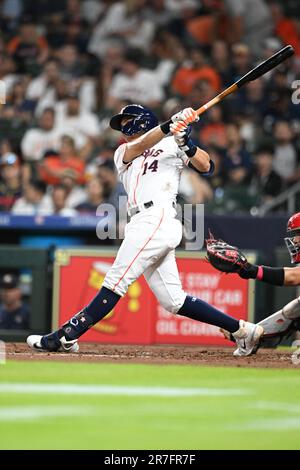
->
0;361;300;449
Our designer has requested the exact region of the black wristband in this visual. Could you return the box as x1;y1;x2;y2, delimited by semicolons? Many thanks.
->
185;144;197;158
259;266;285;286
160;119;172;135
239;263;258;279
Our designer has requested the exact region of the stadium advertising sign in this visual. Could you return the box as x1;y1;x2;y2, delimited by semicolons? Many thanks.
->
53;250;254;346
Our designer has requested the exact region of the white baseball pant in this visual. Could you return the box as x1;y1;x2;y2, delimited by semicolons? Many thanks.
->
103;204;187;313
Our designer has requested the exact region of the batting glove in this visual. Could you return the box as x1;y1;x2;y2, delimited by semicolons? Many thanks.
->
170;122;197;156
170;122;191;149
171;107;199;125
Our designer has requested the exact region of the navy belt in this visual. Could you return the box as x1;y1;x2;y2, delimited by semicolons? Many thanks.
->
129;200;176;217
130;201;154;217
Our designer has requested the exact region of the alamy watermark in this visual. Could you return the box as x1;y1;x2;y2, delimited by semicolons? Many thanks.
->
95;198;205;250
0;340;6;364
291;340;300;365
291;81;300;104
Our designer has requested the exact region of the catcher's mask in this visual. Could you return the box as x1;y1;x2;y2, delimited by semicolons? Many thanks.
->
285;212;300;264
109;104;158;136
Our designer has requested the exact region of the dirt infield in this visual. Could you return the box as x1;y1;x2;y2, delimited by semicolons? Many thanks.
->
5;342;299;368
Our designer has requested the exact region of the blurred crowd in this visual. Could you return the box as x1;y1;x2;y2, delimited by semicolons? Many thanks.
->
0;0;300;217
0;272;29;329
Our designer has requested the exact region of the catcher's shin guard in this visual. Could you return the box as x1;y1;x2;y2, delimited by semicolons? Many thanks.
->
220;296;300;351
257;296;300;347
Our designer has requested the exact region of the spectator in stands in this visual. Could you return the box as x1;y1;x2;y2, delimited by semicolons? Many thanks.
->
248;146;283;207
0;0;23;30
54;91;100;148
205;146;235;214
273;120;299;184
0;0;298;217
206;145;226;193
7;21;49;74
81;0;106;26
207;123;255;212
165;0;198;15
0;273;29;330
149;30;179;88
62;18;89;55
88;0;155;59
26;59;60;102
107;48;164;110
231;78;268;123
23;0;65;23
264;80;300;132
171;48;221;97
1;79;35;123
165;0;201;43
271;2;300;57
39;135;86;186
0;53;18;96
179;166;213;204
183;80;216;117
34;78;69;117
0;152;22;211
60;171;87;209
76;177;105;213
64;0;82;24
224;0;273;58
229;43;252;83
222;123;252;181
51;184;78;216
12;179;52;215
21;108;62;162
96;160;127;212
220;166;254;212
144;0;174;29
211;40;232;87
198;106;227;148
95;45;126;110
58;44;86;80
0;139;14;157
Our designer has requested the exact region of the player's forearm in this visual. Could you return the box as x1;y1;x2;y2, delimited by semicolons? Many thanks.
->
240;264;284;286
123;125;167;163
245;266;300;286
283;267;300;286
189;148;211;173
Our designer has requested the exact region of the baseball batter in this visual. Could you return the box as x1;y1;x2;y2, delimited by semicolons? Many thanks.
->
27;105;263;356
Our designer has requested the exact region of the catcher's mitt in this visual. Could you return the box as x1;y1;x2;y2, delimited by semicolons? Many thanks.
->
206;234;250;274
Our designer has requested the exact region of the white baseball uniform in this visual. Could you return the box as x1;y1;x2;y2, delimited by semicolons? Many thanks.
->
103;136;193;313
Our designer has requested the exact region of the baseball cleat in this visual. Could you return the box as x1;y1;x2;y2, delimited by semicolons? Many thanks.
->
27;334;79;353
232;320;264;357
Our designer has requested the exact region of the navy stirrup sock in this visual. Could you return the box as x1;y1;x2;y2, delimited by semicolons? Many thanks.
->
177;295;239;333
42;287;121;349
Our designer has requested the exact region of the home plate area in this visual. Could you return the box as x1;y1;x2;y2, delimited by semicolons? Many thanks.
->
6;343;296;368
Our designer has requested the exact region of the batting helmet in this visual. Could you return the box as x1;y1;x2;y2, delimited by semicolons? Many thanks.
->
109;104;158;136
285;212;300;264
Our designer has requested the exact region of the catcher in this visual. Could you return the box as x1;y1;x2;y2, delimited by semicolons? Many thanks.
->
206;212;300;353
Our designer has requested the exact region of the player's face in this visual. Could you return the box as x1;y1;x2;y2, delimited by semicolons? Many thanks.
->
120;117;143;141
1;287;21;306
121;117;133;126
294;236;300;246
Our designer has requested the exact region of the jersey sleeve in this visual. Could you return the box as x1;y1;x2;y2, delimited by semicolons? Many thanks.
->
114;143;129;175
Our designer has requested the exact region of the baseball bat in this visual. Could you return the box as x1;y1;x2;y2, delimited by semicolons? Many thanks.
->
194;45;294;117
